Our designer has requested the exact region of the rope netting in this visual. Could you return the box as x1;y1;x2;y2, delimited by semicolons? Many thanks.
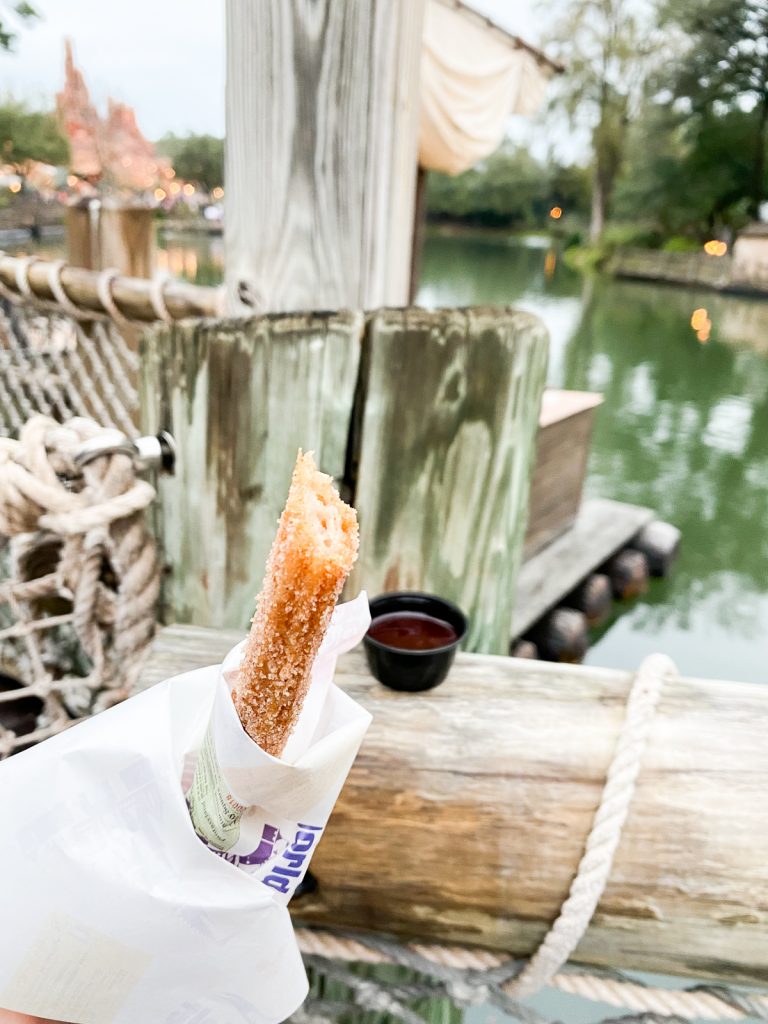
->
0;280;764;1024
0;256;145;439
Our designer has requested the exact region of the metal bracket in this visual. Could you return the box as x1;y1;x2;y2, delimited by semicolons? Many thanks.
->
74;430;176;474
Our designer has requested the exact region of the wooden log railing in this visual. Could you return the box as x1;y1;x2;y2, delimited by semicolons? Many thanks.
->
141;624;768;986
0;253;221;322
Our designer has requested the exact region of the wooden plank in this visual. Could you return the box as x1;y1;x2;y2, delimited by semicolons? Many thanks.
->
139;311;363;628
224;0;426;314
538;388;603;428
139;623;768;984
523;412;595;557
524;390;602;557
513;498;655;638
349;307;549;655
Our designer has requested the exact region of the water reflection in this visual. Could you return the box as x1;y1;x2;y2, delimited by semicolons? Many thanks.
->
576;279;764;657
418;238;768;683
157;230;225;287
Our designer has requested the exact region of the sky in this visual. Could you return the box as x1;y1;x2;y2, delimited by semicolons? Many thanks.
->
0;0;543;140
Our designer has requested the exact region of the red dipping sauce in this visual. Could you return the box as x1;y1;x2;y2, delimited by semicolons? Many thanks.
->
367;611;457;651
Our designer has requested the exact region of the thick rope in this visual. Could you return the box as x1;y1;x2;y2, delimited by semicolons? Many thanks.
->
96;268;132;329
149;274;174;324
506;652;675;998
0;414;159;751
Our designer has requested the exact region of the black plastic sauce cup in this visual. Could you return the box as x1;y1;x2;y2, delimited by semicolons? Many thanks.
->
363;591;468;692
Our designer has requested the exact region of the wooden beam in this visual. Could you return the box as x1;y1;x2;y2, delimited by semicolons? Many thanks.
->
140;311;363;628
512;498;655;639
433;0;564;75
224;0;426;314
348;307;549;654
0;254;220;322
140;624;768;985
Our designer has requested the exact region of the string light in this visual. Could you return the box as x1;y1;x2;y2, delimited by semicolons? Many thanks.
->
549;206;563;220
703;240;728;256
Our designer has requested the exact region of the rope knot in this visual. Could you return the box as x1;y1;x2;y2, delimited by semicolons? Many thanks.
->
0;414;160;749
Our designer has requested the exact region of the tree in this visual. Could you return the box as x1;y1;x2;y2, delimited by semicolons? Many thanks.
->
426;143;550;227
0;1;36;50
548;161;592;218
661;0;768;217
0;99;68;171
425;143;591;229
155;133;224;190
546;0;656;241
615;102;759;236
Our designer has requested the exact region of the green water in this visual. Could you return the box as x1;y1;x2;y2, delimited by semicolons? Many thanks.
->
12;227;768;684
418;232;768;686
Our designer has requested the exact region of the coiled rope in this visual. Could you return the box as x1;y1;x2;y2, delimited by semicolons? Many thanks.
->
0;415;159;755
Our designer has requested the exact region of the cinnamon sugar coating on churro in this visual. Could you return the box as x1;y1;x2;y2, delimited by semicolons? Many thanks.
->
232;452;358;757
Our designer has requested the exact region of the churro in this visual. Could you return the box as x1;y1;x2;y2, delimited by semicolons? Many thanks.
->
231;451;358;756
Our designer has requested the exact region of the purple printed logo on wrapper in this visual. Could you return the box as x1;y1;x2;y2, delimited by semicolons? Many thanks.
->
261;824;322;895
199;820;324;898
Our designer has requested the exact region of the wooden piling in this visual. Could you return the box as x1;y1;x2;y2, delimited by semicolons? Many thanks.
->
140;312;363;627
527;607;588;663
633;520;681;577
142;624;768;986
349;307;549;654
141;306;548;651
511;639;539;659
66;201;156;278
605;548;649;600
565;572;613;626
224;0;426;314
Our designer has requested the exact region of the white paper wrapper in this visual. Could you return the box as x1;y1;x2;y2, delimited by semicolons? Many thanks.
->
0;594;372;1024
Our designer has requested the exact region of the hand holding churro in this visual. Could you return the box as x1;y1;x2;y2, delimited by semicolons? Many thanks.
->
231;451;359;757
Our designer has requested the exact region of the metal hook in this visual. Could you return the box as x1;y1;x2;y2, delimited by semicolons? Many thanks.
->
74;430;176;474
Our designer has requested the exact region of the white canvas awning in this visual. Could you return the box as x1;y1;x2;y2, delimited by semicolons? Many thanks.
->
419;0;560;175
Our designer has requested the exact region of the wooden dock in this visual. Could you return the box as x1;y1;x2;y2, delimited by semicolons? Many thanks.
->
512;497;655;639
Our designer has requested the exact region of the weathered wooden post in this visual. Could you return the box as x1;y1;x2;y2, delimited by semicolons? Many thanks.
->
66;199;156;278
141;307;548;652
349;307;548;653
224;0;426;313
141;312;363;628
